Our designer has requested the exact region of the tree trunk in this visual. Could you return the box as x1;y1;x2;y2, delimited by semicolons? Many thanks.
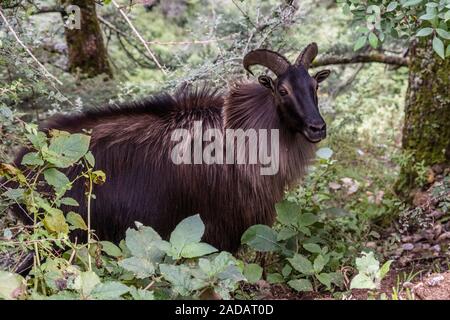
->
62;0;112;78
397;38;450;196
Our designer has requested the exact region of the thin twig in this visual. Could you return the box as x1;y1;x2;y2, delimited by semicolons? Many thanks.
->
146;37;233;46
110;0;167;75
0;7;63;85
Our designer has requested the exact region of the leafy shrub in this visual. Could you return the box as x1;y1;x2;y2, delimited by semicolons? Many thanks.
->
241;148;348;292
350;252;392;290
0;117;247;300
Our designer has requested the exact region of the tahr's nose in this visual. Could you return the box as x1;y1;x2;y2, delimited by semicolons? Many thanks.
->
307;122;326;133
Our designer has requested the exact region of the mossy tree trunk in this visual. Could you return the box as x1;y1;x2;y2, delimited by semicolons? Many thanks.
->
398;38;450;196
62;0;112;78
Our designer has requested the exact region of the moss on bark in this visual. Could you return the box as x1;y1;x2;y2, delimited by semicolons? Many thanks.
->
397;38;450;195
63;0;112;78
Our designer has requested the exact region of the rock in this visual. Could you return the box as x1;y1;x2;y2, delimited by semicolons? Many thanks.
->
430;210;445;219
426;275;444;287
431;164;445;175
401;235;413;243
403;281;414;289
340;177;359;195
328;182;341;190
437;232;450;242
431;244;441;252
256;280;270;291
365;241;377;249
402;243;414;251
433;224;443;238
426;169;435;184
375;191;384;205
413;191;431;207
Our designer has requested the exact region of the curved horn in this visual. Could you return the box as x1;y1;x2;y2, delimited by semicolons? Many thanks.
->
295;42;318;69
243;49;290;76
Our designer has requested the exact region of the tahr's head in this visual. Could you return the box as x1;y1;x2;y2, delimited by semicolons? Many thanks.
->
243;43;330;143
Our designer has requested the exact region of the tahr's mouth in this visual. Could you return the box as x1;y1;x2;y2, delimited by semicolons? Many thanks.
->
302;128;326;143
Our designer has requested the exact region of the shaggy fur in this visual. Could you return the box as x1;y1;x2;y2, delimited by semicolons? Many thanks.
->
10;83;315;252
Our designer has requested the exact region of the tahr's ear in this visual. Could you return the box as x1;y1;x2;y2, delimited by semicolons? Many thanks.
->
258;75;275;91
314;69;331;83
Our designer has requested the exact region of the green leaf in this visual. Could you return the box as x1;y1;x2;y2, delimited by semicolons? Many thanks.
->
241;224;280;252
354;36;367;51
303;243;322;254
350;274;376;289
44;168;71;195
416;27;433;37
275;200;300;225
298;213;318;227
181;242;217;258
446;44;450;57
420;12;437;20
26;131;46;149
386;2;398;12
43;209;69;234
379;260;393;279
402;0;422;7
355;252;379;274
313;254;329;273
129;287;155;300
298;225;311;236
368;32;379;48
0;105;13;119
288;254;314;275
45;133;91;168
277;227;297;241
66;212;87;231
199;252;238;277
288;279;313;292
21;152;44;166
217;265;245;283
91;282;129;299
432;36;445;58
125;226;164;261
0;271;26;300
85;151;95;167
282;264;292;277
267;273;284;284
60;197;79;207
445;10;450;22
100;241;122;257
316;147;333;160
2;188;24;201
118;257;156;279
160;264;207;296
436;28;450;40
243;264;263;284
169;214;205;258
74;271;100;296
316;273;332;289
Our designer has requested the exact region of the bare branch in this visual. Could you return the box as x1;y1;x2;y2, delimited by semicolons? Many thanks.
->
0;6;63;85
146;37;234;46
312;52;409;68
111;0;167;75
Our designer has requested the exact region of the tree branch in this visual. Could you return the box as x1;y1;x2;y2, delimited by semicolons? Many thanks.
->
0;7;63;85
111;0;167;75
312;52;409;68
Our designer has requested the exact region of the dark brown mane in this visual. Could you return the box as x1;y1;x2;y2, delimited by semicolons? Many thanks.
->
41;85;224;134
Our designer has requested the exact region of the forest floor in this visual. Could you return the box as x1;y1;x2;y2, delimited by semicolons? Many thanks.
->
244;172;450;300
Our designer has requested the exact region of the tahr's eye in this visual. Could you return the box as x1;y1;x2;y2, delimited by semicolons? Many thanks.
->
279;89;288;96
